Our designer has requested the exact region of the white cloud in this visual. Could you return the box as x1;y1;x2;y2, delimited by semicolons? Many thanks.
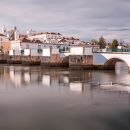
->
0;0;130;42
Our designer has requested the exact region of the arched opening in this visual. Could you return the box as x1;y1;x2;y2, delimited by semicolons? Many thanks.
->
104;58;129;72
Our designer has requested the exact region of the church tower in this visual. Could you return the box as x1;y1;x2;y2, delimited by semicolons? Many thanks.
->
2;25;7;35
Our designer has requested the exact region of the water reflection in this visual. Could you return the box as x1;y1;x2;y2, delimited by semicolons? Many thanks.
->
9;68;22;87
115;62;128;74
24;72;30;83
42;75;51;86
70;83;83;92
0;62;129;95
0;64;130;130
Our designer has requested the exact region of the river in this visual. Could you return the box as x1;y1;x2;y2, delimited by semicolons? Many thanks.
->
0;62;130;130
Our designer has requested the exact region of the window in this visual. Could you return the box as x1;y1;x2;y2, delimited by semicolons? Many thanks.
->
38;44;41;49
26;44;29;49
38;44;42;53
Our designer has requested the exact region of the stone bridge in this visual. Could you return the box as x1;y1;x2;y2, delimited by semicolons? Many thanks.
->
93;52;130;72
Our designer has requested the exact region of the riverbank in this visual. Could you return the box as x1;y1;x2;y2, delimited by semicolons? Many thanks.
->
0;53;126;72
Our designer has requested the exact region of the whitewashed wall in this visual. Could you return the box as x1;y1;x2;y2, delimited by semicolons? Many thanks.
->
28;33;62;42
52;48;59;54
14;50;21;55
30;49;39;56
70;47;83;55
21;42;44;50
9;50;14;56
28;34;47;41
24;49;30;56
11;40;21;50
42;48;50;56
84;47;92;55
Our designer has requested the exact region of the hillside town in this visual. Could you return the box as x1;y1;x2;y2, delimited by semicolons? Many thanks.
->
0;26;130;69
0;26;97;53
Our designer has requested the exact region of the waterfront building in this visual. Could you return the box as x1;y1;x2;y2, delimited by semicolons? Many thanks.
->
0;33;11;53
68;45;100;68
27;31;84;45
3;26;100;66
64;37;81;44
58;37;81;45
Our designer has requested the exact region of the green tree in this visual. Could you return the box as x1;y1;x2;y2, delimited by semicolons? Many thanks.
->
111;39;119;49
98;36;106;49
91;39;98;45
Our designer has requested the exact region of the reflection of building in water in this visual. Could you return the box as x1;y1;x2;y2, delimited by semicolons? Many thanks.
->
63;76;69;84
42;75;51;86
59;75;69;86
24;72;30;83
30;71;40;82
9;70;22;87
69;83;83;92
22;67;42;85
0;67;12;87
7;66;43;87
69;71;92;83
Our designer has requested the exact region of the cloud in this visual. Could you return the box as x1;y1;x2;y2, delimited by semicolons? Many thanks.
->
0;0;130;42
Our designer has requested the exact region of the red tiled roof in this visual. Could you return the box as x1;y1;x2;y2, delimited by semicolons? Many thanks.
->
32;39;43;43
59;38;67;43
21;37;32;42
31;32;62;36
0;34;6;37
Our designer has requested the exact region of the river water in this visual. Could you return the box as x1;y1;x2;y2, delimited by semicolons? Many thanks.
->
0;62;130;130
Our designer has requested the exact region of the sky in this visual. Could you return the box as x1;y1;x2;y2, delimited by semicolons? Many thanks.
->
0;0;130;42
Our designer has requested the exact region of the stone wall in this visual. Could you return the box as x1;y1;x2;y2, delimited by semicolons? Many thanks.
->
41;54;69;67
69;55;93;68
0;54;7;63
22;56;40;65
7;55;22;64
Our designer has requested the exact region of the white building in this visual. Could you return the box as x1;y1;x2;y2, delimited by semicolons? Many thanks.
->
28;32;62;43
59;37;81;45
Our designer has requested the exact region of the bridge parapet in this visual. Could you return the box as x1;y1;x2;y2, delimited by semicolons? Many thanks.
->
96;48;130;53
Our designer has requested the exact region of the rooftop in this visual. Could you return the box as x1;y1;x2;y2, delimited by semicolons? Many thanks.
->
0;34;6;37
30;32;62;36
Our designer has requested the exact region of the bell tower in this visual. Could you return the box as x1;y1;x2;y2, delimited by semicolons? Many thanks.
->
2;25;7;35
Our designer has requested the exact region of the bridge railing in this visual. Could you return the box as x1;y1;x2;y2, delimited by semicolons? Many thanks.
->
107;48;130;52
95;48;130;53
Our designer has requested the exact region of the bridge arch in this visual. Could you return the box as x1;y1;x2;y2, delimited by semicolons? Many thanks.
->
97;53;130;73
104;57;129;71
